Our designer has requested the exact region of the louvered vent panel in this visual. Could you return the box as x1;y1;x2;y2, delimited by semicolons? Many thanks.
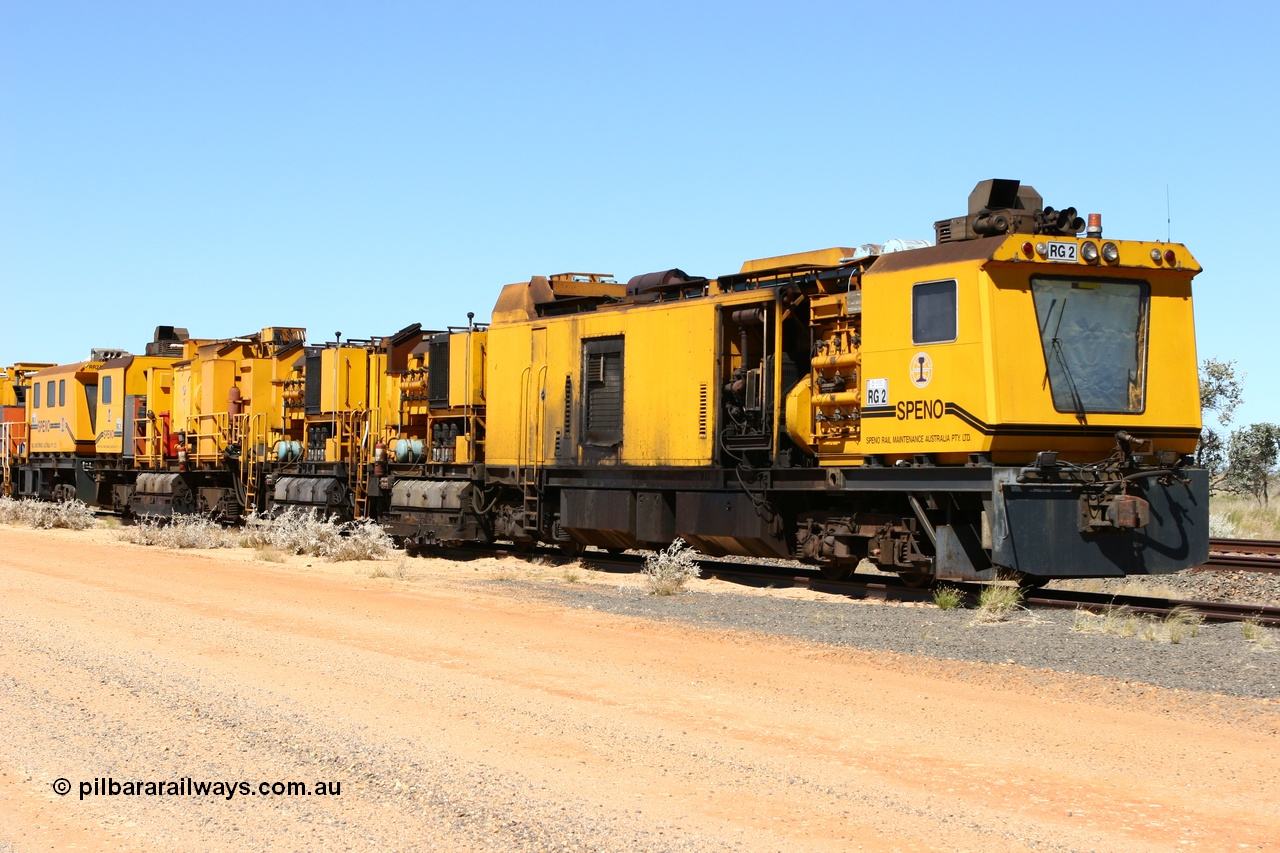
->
581;338;624;447
563;376;573;434
427;334;450;407
698;384;708;438
586;352;623;433
304;352;322;414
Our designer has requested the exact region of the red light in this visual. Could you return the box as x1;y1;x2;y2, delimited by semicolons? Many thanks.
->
1164;249;1176;265
1021;241;1034;258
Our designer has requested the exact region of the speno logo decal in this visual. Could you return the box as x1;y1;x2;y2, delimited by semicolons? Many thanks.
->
910;352;933;388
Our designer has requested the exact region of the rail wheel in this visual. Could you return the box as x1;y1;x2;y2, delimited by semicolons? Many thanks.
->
818;562;851;581
1013;571;1051;589
897;571;936;589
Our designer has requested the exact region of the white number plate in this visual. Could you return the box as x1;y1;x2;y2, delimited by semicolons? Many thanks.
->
865;378;888;406
1045;241;1077;263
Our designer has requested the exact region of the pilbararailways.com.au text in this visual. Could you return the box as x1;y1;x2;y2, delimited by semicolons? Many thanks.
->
56;777;342;801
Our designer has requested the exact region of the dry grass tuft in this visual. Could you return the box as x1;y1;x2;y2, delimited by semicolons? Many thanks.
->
119;514;233;548
116;507;393;561
0;497;97;530
1241;619;1275;649
1116;580;1182;600
325;518;395;562
1162;605;1204;643
1137;607;1205;644
1071;608;1107;635
932;586;966;611
970;583;1023;624
489;563;521;581
1208;490;1280;539
1075;605;1205;644
238;509;393;562
1104;607;1143;636
368;557;416;580
642;538;702;596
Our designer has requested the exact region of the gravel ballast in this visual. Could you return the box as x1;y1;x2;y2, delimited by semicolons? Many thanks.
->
493;570;1280;700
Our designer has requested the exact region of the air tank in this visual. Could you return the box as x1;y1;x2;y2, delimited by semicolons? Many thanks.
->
395;438;425;463
275;440;302;463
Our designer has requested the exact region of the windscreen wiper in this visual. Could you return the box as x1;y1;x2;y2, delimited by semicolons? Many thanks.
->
1048;300;1088;423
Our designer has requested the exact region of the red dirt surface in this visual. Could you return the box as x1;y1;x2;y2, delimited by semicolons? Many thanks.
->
1;525;1276;851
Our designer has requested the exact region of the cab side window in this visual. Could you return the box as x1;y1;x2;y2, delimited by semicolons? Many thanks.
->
912;279;958;345
46;381;55;408
33;382;40;409
102;376;112;405
59;379;66;406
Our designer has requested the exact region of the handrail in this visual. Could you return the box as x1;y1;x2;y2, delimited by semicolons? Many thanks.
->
517;366;531;470
1;422;10;495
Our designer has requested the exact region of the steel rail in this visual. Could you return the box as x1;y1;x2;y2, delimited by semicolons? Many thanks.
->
1197;537;1280;574
579;553;1280;627
421;543;1280;627
1018;588;1280;627
1196;554;1280;574
1209;537;1280;556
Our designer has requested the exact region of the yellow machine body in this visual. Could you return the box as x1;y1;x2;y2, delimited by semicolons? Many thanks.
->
27;362;104;455
787;235;1202;466
485;286;729;468
0;179;1215;583
94;356;179;456
165;328;305;466
1;364;54;408
1;364;53;493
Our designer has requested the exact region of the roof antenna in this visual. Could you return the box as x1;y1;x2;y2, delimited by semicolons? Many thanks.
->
1166;184;1171;243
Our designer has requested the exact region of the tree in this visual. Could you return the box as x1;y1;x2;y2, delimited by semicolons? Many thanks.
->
1196;426;1228;486
1225;423;1279;506
1199;358;1244;427
1197;358;1244;489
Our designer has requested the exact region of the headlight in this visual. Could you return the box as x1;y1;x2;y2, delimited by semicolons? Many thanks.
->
1102;242;1119;263
1081;241;1099;263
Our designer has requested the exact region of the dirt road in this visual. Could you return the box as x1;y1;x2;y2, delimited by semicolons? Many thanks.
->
1;525;1276;851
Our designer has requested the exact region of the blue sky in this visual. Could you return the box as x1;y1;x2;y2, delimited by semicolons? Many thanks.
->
2;1;1276;429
